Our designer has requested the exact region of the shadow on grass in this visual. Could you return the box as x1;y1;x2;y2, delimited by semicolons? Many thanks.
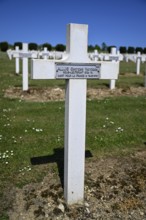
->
30;148;93;188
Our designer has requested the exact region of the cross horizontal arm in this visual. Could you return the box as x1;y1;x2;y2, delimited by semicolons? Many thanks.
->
31;59;119;80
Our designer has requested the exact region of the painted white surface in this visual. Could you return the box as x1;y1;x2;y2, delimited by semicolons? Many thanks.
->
64;79;86;204
15;46;20;74
22;43;29;91
31;23;120;204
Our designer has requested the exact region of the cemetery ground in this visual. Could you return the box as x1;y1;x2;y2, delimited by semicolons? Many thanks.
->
0;52;146;219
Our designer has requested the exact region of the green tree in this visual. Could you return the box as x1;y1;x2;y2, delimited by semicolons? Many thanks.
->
55;44;66;51
14;42;22;49
0;41;9;52
101;42;108;52
107;46;116;53
135;47;143;53
127;46;135;54
119;46;127;54
94;44;101;52
88;45;94;52
42;43;52;51
143;48;146;54
28;43;38;50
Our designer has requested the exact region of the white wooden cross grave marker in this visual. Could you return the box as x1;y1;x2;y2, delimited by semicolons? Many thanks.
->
103;47;123;89
124;52;146;75
39;47;50;60
31;23;119;204
7;43;38;91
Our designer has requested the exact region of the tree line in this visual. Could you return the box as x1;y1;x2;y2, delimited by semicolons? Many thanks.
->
0;41;146;54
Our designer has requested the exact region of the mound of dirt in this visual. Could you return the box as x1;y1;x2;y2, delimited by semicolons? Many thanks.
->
4;86;146;102
6;150;146;220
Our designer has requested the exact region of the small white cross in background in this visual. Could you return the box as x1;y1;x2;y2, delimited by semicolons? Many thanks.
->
7;43;38;91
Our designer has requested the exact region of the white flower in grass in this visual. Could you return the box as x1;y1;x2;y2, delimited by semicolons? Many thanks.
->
25;130;28;133
57;136;61;142
35;128;43;132
103;125;106;128
5;161;8;165
116;127;124;133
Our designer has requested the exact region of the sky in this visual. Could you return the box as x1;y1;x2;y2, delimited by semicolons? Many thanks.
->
0;0;146;49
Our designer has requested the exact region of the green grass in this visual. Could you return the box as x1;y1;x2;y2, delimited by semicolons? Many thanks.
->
0;52;146;219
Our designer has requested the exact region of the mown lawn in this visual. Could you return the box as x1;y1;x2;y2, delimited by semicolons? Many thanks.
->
0;52;146;219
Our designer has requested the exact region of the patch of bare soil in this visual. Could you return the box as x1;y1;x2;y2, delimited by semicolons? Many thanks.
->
6;150;146;220
4;86;146;102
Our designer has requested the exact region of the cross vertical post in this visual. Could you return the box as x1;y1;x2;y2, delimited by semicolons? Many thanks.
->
64;24;89;204
136;51;141;75
22;43;29;91
110;47;117;90
15;46;20;74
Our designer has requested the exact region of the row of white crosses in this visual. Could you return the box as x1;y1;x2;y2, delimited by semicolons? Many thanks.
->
7;42;127;92
89;48;123;62
7;45;119;91
89;47;123;89
38;48;64;60
7;45;65;91
31;23;119;204
123;52;146;75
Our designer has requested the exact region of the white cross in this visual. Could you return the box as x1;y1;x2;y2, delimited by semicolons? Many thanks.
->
90;49;99;61
39;47;50;60
7;43;38;91
124;52;146;75
101;47;123;89
108;47;123;89
31;23;119;204
89;48;123;89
